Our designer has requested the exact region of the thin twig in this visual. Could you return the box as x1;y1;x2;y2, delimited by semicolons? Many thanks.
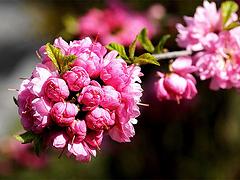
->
152;50;192;60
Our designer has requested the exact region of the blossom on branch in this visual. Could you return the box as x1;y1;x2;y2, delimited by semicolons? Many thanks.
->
16;37;143;162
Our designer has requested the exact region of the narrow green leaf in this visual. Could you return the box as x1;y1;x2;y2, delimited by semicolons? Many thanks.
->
155;34;171;53
221;1;239;26
45;43;63;71
224;20;240;30
129;35;138;60
13;96;18;107
33;136;43;156
134;53;160;66
15;131;36;144
46;43;77;74
138;28;155;53
106;43;129;60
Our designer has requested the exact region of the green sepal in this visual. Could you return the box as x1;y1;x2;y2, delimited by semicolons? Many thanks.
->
15;131;37;144
138;28;155;53
224;20;240;30
155;34;171;53
221;1;239;27
133;53;160;66
106;43;129;60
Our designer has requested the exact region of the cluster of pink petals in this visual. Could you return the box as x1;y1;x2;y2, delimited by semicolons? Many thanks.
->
78;5;156;46
17;37;143;162
177;0;240;90
155;56;197;102
194;28;240;90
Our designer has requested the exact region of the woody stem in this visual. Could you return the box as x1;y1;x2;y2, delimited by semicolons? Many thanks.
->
152;50;192;60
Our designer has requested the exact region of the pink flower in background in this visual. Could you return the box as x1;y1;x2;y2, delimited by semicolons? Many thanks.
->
194;28;240;90
0;139;48;169
176;1;221;51
155;56;197;102
78;5;156;45
176;0;238;51
17;37;143;162
176;0;240;91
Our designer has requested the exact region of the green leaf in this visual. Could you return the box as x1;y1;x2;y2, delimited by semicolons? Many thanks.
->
106;43;129;60
15;131;36;144
33;136;43;156
155;34;171;53
13;96;18;107
45;43;63;71
134;53;160;66
138;28;155;53
224;20;240;30
46;43;77;74
129;35;138;60
221;1;239;26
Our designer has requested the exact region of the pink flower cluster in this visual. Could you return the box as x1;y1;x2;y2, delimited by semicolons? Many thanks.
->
155;56;197;102
78;5;156;46
177;1;240;90
17;37;143;162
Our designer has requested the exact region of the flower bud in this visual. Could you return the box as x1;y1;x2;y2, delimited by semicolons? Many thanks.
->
51;102;78;126
100;86;121;110
164;73;187;95
77;81;103;110
68;120;87;143
62;66;90;91
44;77;69;102
86;107;115;130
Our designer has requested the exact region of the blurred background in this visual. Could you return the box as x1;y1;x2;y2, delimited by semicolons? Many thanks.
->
2;0;240;179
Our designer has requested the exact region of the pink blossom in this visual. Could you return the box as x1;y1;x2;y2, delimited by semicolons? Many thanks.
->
28;63;58;96
78;5;155;45
100;58;130;91
84;130;103;148
43;77;69;102
67;141;95;162
108;65;143;142
50;131;69;149
31;97;52;133
67;120;87;143
176;0;238;51
86;107;115;131
77;81;103;111
194;28;240;90
100;86;121;110
155;56;197;102
176;1;221;51
62;66;90;92
51;102;78;126
70;38;107;78
18;79;36;131
17;36;143;162
109;120;135;143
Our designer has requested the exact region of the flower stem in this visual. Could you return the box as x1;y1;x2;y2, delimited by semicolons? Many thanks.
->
152;50;192;60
